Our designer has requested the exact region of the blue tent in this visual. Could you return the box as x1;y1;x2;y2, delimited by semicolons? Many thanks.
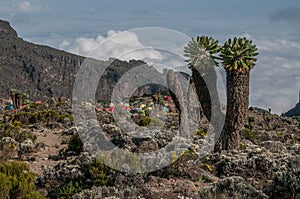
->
5;104;14;110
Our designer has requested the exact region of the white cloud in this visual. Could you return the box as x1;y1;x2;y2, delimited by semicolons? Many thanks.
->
59;40;70;49
246;34;300;114
60;30;164;62
257;39;300;57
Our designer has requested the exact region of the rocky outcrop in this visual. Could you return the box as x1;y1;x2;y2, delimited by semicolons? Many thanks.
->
0;19;85;99
0;20;17;38
0;19;168;101
284;102;300;117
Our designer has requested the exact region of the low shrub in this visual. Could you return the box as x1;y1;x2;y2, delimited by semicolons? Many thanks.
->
266;170;300;198
10;110;74;126
137;117;164;127
89;159;115;187
57;181;83;199
0;161;46;199
241;128;256;141
66;134;83;155
0;123;36;143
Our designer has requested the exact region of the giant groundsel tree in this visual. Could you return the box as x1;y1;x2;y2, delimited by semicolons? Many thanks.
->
183;36;222;122
214;37;259;151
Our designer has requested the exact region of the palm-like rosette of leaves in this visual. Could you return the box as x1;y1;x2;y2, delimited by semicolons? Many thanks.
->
220;37;259;73
184;36;220;72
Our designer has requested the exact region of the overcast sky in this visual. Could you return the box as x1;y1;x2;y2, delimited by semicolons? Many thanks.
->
0;0;300;114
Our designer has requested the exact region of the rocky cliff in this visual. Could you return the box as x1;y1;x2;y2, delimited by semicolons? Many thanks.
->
0;19;167;101
0;20;87;99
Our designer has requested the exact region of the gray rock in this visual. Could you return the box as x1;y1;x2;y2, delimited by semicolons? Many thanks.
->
35;142;46;150
62;127;78;136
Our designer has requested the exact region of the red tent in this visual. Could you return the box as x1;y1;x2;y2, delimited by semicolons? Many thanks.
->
165;96;172;101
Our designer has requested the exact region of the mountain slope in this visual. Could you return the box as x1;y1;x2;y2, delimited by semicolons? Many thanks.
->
0;19;87;99
0;19;155;100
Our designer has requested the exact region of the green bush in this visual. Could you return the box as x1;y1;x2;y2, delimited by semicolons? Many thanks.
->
137;117;164;127
0;123;36;143
268;171;300;198
89;163;109;186
0;142;19;161
96;150;142;173
67;134;83;155
244;116;255;130
59;114;74;123
0;122;6;129
89;159;114;187
248;116;255;123
12;120;22;128
241;128;256;141
138;117;151;126
276;131;287;139
0;161;46;199
57;181;83;199
10;110;74;126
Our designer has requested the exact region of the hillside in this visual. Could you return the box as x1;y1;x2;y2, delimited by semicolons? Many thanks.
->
0;19;164;100
0;20;85;98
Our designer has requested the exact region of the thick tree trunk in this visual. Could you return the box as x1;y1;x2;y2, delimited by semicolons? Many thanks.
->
191;67;225;136
214;70;250;152
190;68;211;121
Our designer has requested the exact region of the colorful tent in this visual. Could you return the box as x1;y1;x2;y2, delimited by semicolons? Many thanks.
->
34;101;42;105
165;96;172;101
163;106;169;112
5;103;14;110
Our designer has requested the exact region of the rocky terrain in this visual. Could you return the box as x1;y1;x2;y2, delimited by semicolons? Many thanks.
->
0;96;299;199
